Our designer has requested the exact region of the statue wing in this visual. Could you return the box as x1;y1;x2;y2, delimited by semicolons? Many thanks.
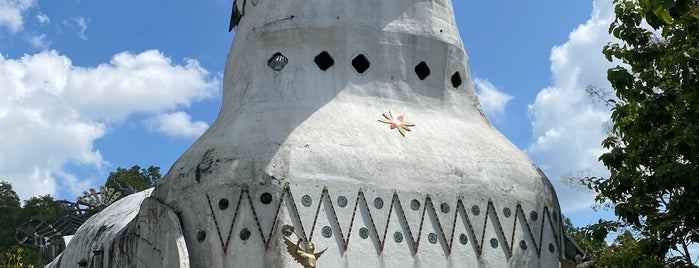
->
283;237;304;264
314;247;328;259
229;0;245;32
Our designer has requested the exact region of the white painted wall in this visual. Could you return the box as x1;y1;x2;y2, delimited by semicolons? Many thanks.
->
51;0;566;267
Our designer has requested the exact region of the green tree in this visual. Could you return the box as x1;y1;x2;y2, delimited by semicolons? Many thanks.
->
16;195;55;266
105;165;162;196
586;0;699;265
0;183;60;267
1;247;27;268
0;182;21;258
1;245;43;268
20;195;55;222
598;230;668;267
565;216;686;267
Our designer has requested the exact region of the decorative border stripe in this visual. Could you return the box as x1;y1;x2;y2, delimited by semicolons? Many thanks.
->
201;185;563;259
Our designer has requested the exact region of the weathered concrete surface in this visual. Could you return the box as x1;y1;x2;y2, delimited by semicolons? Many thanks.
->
111;197;189;267
51;0;567;267
46;189;153;267
47;190;189;267
150;0;566;267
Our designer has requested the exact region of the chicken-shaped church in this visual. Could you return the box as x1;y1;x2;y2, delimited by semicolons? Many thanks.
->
49;0;571;267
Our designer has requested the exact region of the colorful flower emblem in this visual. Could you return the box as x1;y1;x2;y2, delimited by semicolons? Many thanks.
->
378;109;415;137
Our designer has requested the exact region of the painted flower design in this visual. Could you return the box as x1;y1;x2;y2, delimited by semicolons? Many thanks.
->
378;109;415;137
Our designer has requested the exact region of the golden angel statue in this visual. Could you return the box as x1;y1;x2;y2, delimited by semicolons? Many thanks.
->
282;229;327;268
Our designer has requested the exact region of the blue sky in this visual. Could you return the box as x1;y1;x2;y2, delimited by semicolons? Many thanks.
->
1;0;617;229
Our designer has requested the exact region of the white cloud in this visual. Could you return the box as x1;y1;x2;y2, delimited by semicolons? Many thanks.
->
146;111;209;138
474;78;513;120
74;17;88;39
526;0;617;213
0;49;219;200
63;16;89;40
35;12;48;24
28;33;49;48
66;50;219;121
0;0;35;33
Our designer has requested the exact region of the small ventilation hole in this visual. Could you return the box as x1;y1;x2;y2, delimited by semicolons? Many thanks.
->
451;72;462;88
240;228;251;240
314;51;334;71
218;198;229;210
415;61;431;80
351;54;370;74
197;230;206;242
267;52;288;71
260;192;273;204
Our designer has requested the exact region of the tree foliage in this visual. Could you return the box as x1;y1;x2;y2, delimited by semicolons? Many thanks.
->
565;216;693;267
0;182;43;267
0;182;21;255
585;0;699;265
20;195;55;221
105;165;162;196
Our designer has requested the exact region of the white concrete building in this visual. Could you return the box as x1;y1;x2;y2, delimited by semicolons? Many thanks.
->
49;0;568;267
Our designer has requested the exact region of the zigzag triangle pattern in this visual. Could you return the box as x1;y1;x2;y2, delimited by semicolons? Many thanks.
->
202;183;562;260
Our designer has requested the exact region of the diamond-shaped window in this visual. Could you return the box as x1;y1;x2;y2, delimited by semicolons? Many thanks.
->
267;52;288;71
415;61;430;80
314;51;334;71
351;54;370;74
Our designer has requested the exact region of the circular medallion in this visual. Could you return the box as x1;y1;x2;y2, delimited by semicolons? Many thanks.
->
240;228;251;241
548;243;555;253
393;231;403;243
322;226;332;238
374;197;384;209
282;225;293;237
218;198;229;210
301;195;312;207
490;238;499;248
260;192;273;204
440;203;450;214
471;205;480;216
337;196;348;208
503;207;512;218
428;233;438;244
197;230;206;243
359;227;369;239
410;199;421;211
519;240;528;250
459;233;468;245
530;211;539;221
